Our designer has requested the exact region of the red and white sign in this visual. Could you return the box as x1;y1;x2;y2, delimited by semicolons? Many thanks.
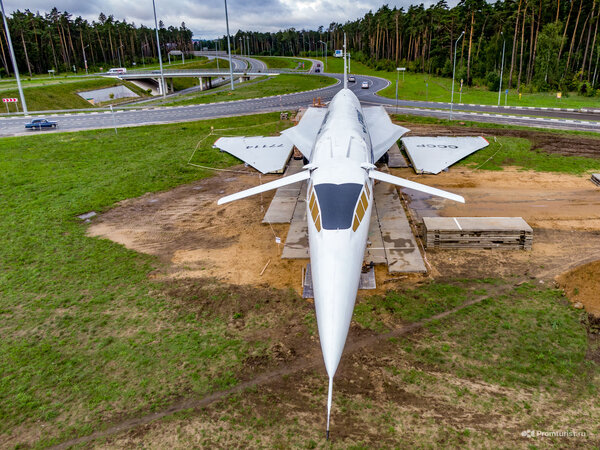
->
2;98;18;103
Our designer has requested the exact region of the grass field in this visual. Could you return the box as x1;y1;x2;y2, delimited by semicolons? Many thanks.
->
0;78;149;111
0;113;296;446
98;281;599;448
157;74;336;107
315;56;600;109
253;56;310;70
1;115;599;447
392;113;600;139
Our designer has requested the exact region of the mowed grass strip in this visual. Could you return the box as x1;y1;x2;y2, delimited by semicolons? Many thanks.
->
402;284;593;389
253;56;309;70
0;78;148;111
162;74;335;107
0;114;292;446
315;56;600;109
392;113;600;139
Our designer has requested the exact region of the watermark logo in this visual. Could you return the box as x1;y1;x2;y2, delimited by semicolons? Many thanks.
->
521;429;588;438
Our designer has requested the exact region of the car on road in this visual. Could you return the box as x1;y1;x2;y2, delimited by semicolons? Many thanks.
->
25;118;58;130
361;81;369;89
107;67;127;74
348;76;356;82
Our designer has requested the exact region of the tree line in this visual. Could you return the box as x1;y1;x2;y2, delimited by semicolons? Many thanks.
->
0;8;193;76
206;0;600;94
3;2;600;94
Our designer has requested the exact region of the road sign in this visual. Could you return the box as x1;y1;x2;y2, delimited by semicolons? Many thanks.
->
557;92;562;99
2;98;18;102
334;49;343;57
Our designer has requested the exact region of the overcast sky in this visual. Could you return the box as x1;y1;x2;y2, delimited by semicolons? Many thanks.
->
4;0;460;39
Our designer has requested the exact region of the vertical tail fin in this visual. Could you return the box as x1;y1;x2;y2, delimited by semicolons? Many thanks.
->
343;33;347;89
326;376;333;440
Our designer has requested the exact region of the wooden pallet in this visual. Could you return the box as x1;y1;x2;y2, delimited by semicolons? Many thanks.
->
423;217;533;250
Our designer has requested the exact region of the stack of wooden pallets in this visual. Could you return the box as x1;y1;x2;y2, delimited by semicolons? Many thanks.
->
423;217;533;250
591;174;600;187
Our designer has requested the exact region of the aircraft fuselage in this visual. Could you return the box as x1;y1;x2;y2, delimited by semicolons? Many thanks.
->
306;88;374;379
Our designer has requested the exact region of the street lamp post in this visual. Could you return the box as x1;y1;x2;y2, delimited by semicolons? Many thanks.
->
450;31;465;120
0;0;27;113
318;40;327;72
82;44;89;75
396;67;400;113
498;32;505;107
152;0;166;98
239;37;243;57
223;0;235;90
215;40;220;71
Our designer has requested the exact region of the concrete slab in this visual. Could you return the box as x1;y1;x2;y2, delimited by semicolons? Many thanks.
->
262;158;304;223
373;182;427;273
423;217;533;250
422;217;533;233
281;181;309;258
364;204;387;264
387;142;408;168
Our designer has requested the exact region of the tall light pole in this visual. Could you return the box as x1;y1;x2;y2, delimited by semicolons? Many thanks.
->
0;0;27;113
82;44;89;75
223;0;234;90
318;40;327;72
239;37;243;56
498;32;505;107
214;39;220;71
396;67;400;113
152;0;166;98
246;36;250;56
450;31;465;120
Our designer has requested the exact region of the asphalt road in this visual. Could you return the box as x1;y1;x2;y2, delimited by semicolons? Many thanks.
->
1;57;599;136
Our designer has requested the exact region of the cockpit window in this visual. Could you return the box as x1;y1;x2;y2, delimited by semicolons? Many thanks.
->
313;183;363;230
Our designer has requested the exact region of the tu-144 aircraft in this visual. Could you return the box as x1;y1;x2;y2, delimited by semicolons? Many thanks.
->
215;36;488;438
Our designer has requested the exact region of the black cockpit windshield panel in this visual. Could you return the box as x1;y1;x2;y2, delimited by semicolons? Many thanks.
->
313;183;363;230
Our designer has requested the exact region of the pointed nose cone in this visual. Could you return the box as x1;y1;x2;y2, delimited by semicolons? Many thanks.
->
311;230;363;378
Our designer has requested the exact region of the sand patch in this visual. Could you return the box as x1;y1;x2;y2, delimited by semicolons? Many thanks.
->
556;260;600;317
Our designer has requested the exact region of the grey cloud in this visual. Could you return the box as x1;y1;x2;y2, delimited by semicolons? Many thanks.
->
3;0;459;38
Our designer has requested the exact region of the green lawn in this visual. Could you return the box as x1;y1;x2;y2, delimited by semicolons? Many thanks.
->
157;74;336;107
315;56;600;109
253;56;310;70
0;78;149;111
0;113;294;446
392;113;600;139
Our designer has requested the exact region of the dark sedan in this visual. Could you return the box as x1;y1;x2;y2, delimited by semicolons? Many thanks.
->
25;119;58;130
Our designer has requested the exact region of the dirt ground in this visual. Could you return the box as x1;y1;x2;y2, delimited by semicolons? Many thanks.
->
88;162;600;313
557;260;600;316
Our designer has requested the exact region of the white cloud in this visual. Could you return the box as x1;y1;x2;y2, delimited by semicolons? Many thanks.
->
3;0;459;39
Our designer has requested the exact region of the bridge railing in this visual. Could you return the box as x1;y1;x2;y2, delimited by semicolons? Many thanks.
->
107;68;312;76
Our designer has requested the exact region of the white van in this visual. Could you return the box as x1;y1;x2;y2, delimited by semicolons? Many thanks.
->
107;68;127;74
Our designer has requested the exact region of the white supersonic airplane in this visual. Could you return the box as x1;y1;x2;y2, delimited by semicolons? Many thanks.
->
215;37;484;438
